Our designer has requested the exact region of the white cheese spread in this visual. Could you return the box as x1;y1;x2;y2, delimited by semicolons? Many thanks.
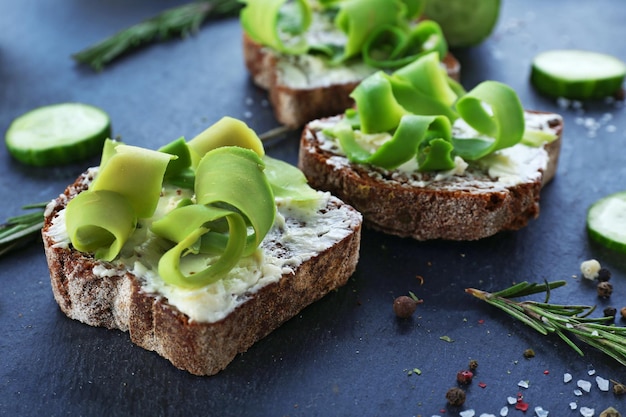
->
47;184;359;324
308;112;561;190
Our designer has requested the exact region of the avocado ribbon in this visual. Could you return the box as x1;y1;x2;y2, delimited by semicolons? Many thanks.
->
324;51;529;171
240;0;443;69
65;117;320;289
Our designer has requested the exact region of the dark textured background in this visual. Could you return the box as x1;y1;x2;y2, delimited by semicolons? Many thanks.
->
1;1;626;415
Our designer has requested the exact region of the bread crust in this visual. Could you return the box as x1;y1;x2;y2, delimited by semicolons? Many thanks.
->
243;33;461;128
298;111;563;241
43;171;362;376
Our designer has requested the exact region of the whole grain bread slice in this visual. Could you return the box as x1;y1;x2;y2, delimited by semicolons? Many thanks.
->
42;170;362;376
298;111;563;241
243;33;461;128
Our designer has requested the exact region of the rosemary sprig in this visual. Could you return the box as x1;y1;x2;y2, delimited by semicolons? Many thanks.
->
0;202;48;257
466;280;626;366
72;0;243;71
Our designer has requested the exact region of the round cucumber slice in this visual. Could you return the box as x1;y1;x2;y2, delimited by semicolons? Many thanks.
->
531;50;626;100
423;0;501;48
587;191;626;254
5;102;111;166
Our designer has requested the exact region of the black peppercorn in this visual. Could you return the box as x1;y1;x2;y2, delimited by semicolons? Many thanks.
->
597;268;612;282
468;359;478;371
445;387;466;406
597;281;613;298
604;306;617;319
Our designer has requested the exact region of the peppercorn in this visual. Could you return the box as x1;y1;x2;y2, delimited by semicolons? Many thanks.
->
456;370;473;385
599;406;622;417
393;296;418;318
597;281;613;298
597;268;612;282
445;387;466;406
603;306;617;319
468;359;478;371
523;348;535;358
613;380;626;395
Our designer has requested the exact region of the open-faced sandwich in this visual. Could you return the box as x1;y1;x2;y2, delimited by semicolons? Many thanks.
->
241;0;460;127
298;52;564;240
42;117;362;375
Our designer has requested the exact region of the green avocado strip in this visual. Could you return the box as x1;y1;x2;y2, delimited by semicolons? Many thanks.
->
195;147;275;256
333;114;454;170
349;72;409;133
240;0;445;69
362;20;447;69
263;155;320;204
151;147;275;289
90;143;172;218
65;190;137;262
240;0;312;55
153;208;248;289
187;116;265;160
65;115;320;288
451;80;525;160
335;0;405;60
158;136;191;178
333;53;525;170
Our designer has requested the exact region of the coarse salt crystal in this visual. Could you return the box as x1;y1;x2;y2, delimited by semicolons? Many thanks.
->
500;406;509;416
587;367;596;376
479;414;496;417
460;410;475;417
564;373;573;383
518;380;530;389
535;406;549;417
507;396;517;405
580;407;595;417
570;402;578;410
580;259;601;279
577;380;592;392
596;376;610;391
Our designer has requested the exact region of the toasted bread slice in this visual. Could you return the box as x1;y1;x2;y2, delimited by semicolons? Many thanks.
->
42;169;362;376
243;32;461;128
298;111;563;241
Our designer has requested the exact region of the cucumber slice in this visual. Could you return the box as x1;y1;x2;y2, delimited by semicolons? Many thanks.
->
531;50;626;100
587;191;626;253
5;103;111;166
423;0;500;48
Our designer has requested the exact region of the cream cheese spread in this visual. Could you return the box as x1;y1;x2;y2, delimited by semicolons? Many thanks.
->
307;111;561;190
46;182;359;324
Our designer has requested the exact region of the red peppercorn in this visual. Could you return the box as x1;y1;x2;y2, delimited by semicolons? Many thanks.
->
456;370;474;385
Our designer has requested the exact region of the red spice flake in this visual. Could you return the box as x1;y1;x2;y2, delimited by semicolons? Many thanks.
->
543;370;550;375
478;319;485;324
478;382;487;388
515;400;529;412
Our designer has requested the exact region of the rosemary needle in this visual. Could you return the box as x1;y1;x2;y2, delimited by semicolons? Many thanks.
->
0;202;48;257
466;280;626;366
72;0;243;71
